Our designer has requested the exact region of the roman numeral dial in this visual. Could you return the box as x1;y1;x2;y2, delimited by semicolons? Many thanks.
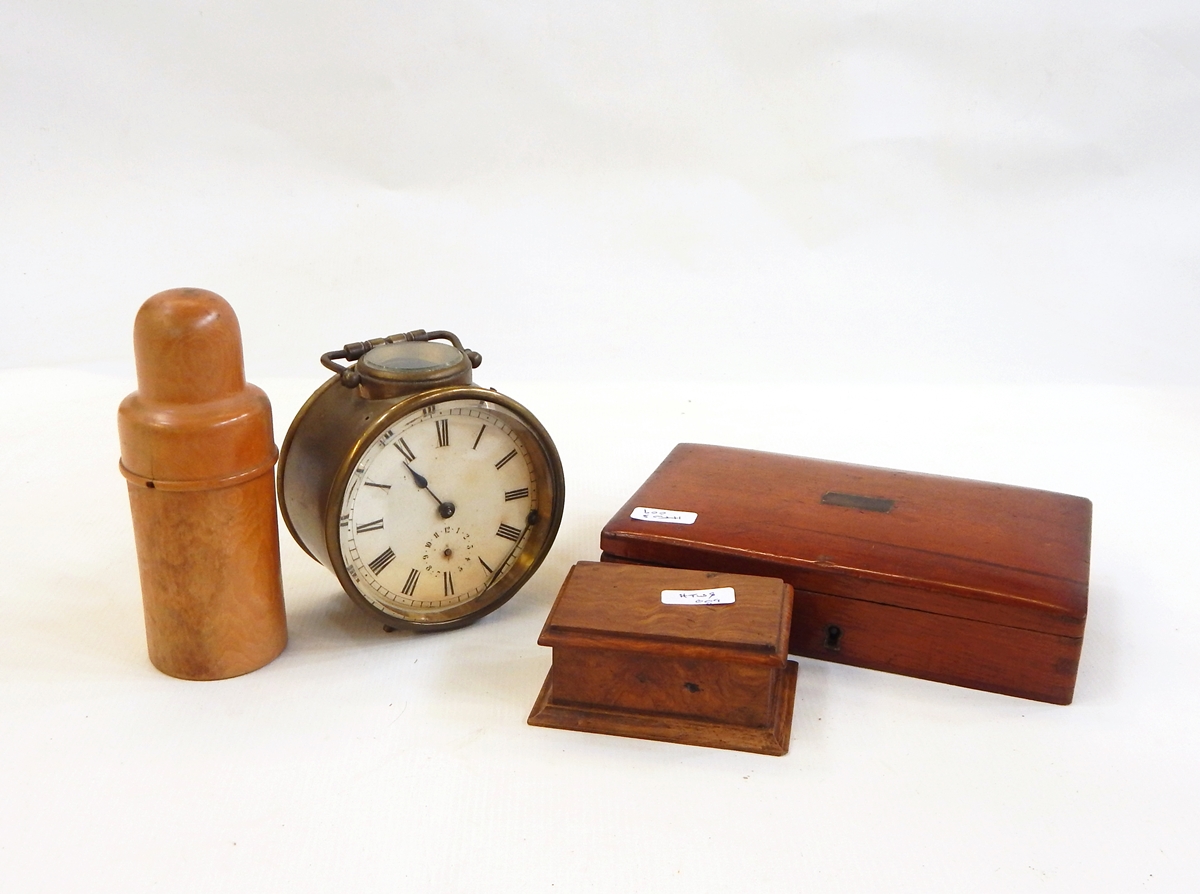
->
334;396;561;629
496;523;523;542
368;548;396;575
394;438;416;462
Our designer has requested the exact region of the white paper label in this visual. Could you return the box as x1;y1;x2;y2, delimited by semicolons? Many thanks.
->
631;506;697;525
661;587;735;606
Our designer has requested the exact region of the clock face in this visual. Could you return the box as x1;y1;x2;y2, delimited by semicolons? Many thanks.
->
336;398;556;625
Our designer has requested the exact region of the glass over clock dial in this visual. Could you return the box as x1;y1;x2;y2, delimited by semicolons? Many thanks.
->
339;399;547;623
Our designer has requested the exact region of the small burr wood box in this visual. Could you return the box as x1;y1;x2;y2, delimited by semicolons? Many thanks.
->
528;562;798;755
599;444;1092;705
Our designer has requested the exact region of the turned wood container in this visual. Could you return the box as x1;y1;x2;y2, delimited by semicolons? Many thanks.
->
118;288;287;680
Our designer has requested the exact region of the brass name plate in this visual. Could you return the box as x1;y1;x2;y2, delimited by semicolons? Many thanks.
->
820;492;895;513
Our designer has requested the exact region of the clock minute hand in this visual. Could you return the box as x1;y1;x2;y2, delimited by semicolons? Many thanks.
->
404;463;456;519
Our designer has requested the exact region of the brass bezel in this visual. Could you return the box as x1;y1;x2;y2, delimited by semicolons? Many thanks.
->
318;385;565;630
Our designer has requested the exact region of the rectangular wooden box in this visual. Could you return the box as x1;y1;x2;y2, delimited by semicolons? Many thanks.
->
528;562;799;755
600;444;1092;704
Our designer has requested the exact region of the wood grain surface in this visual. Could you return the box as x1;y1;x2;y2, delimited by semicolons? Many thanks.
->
529;561;798;754
118;289;287;680
538;561;791;663
600;444;1093;704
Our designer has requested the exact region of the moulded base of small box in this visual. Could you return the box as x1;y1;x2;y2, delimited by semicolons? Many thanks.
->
527;659;798;756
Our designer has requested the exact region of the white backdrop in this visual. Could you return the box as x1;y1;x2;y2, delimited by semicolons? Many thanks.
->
3;1;1197;385
2;3;1199;892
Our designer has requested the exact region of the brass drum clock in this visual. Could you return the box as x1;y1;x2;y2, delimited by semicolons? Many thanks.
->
279;329;565;631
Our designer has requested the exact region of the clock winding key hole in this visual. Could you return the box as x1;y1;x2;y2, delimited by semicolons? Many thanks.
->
824;625;843;651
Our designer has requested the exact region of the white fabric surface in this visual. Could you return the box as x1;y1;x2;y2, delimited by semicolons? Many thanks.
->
1;372;1197;891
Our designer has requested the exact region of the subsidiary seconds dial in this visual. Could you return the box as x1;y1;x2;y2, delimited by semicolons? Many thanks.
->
338;399;545;623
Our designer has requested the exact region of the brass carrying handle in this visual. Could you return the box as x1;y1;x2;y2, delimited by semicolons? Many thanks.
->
321;329;483;388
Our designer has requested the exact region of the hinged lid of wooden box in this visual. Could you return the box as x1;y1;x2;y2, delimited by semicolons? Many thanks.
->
530;561;798;754
600;444;1091;638
538;562;793;666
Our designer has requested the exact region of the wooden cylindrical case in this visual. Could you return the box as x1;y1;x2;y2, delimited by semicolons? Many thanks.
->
118;288;287;680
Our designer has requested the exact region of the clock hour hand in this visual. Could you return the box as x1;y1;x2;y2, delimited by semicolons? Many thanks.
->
404;462;456;519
